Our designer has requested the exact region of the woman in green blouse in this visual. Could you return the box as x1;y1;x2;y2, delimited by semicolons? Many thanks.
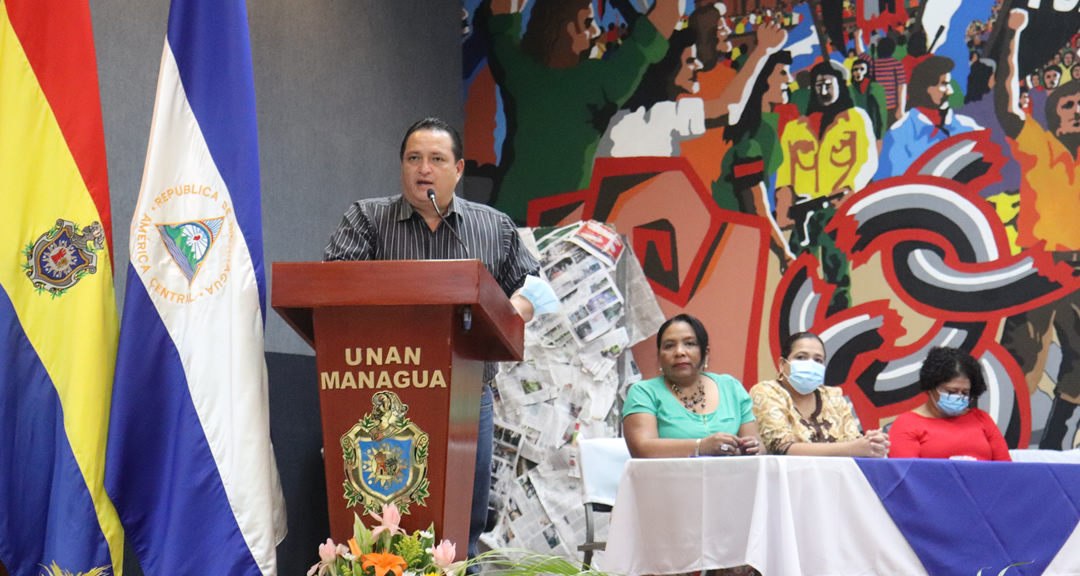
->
623;314;761;458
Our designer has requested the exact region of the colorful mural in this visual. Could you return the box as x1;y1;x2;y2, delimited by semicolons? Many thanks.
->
463;0;1080;449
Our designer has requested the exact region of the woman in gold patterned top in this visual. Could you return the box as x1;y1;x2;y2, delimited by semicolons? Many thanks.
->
749;332;890;456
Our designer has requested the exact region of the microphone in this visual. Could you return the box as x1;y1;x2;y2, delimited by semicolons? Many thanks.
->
427;189;471;258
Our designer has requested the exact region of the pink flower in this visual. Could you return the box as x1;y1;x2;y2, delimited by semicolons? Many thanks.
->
370;502;406;541
308;538;344;576
428;540;457;570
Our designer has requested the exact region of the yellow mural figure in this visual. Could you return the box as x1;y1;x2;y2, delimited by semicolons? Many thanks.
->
775;61;877;315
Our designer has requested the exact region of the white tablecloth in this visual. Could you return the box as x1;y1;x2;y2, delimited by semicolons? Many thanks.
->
603;455;1080;576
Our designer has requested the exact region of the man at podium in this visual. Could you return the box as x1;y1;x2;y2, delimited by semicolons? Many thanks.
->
324;117;557;562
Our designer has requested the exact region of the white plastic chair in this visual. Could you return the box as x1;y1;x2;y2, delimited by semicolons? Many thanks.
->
577;437;632;567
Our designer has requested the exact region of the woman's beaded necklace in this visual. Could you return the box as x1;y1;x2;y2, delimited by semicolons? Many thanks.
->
668;376;706;412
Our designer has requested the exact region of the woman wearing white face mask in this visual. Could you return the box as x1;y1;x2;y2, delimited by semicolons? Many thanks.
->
749;332;890;456
889;347;1011;461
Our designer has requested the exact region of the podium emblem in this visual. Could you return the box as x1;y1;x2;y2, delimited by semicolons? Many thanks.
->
341;391;430;513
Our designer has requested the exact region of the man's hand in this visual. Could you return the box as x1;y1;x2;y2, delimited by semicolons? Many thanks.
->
755;21;787;56
648;0;683;39
775;186;796;228
1008;8;1028;32
490;0;529;15
510;294;535;323
511;275;559;323
833;186;854;208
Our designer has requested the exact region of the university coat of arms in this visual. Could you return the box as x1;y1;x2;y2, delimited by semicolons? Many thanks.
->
341;391;430;513
24;219;105;296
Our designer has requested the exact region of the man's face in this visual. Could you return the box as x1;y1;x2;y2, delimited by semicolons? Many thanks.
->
1065;52;1075;67
764;64;791;106
675;45;704;94
569;5;601;56
1019;91;1031;109
814;74;840;107
716;14;733;54
1045;69;1061;90
400;129;463;211
1055;92;1080;136
929;73;953;109
851;62;868;83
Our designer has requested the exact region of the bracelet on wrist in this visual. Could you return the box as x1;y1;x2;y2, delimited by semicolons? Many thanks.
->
694;438;702;457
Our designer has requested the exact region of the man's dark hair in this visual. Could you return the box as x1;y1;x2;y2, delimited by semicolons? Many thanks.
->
877;37;896;58
521;0;592;66
907;55;954;111
795;69;811;90
1044;65;1063;79
725;50;792;144
806;61;855;139
656;314;710;355
907;27;928;58
918;346;987;400
400;117;464;163
965;59;995;104
1046;79;1080;134
625;28;697;110
691;3;724;70
780;331;825;361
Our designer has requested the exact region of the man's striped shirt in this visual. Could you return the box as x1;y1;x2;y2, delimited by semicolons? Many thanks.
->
324;194;539;381
859;53;907;110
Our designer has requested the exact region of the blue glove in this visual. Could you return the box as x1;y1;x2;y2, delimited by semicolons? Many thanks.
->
520;275;559;315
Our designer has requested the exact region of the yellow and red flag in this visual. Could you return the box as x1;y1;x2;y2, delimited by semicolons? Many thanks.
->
0;0;123;574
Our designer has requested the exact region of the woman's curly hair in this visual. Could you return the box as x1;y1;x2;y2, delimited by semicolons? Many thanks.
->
918;346;987;399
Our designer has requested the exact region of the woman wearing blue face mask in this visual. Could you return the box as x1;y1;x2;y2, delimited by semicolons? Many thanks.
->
889;346;1011;461
749;332;890;456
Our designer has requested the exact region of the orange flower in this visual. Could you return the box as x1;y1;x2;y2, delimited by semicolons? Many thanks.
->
361;551;408;576
348;537;361;557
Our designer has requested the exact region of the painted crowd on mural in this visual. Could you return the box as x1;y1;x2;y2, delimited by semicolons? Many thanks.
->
462;0;1080;450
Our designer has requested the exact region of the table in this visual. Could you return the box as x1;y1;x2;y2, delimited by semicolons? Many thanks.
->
603;456;1080;576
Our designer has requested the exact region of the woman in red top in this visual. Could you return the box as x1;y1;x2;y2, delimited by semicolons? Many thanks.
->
889;347;1012;461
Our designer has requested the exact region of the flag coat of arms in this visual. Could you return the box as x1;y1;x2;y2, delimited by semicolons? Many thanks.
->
0;0;124;573
105;0;286;573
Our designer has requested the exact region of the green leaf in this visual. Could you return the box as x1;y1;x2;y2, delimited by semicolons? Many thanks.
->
353;512;374;555
457;548;615;576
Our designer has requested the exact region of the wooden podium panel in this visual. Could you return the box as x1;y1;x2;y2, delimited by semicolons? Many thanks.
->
272;260;523;558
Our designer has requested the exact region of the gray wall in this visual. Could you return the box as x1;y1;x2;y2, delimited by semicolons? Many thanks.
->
93;0;465;356
90;1;463;572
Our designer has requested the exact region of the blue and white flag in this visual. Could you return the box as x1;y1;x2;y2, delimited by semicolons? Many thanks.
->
920;0;995;94
786;4;833;73
105;0;286;574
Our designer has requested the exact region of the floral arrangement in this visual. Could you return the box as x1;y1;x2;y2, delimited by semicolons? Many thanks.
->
311;503;603;576
309;503;459;576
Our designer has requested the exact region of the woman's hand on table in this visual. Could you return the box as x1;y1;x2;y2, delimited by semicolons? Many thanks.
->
862;429;890;458
738;436;761;455
701;432;742;456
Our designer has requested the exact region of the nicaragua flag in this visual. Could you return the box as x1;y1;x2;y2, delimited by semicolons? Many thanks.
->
105;0;287;574
0;0;125;574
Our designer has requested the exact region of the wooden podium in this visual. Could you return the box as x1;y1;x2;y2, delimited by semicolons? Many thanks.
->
272;260;524;557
